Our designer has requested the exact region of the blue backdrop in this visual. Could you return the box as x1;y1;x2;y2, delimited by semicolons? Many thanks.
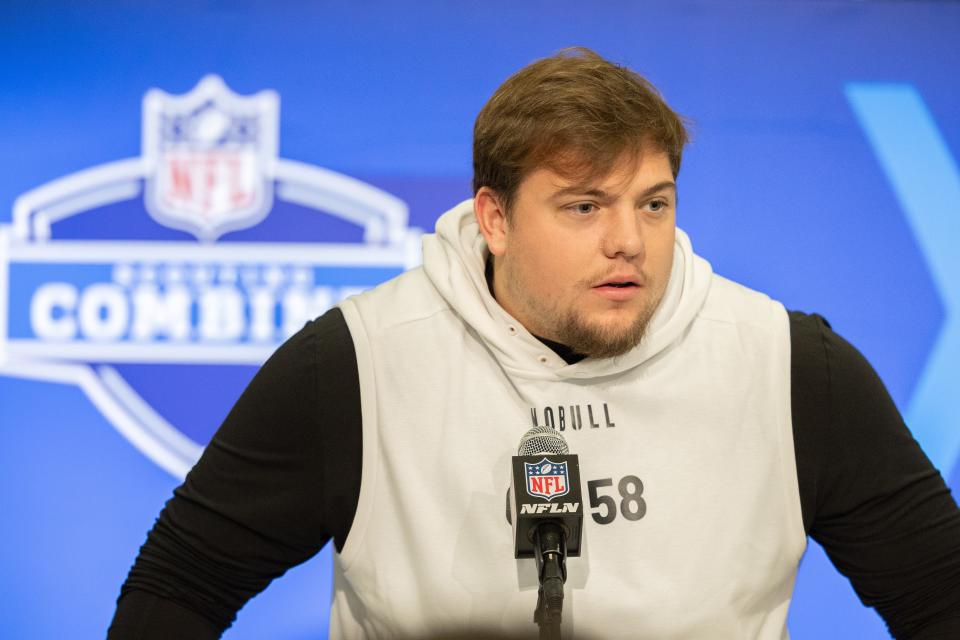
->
2;2;959;637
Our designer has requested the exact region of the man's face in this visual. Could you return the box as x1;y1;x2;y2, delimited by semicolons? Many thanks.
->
481;149;677;358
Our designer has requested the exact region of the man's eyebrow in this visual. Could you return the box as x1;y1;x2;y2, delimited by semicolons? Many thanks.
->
550;180;677;200
639;181;677;198
550;185;611;200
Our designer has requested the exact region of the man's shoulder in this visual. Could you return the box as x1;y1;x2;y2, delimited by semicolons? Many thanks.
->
338;265;453;334
698;273;834;349
697;273;787;332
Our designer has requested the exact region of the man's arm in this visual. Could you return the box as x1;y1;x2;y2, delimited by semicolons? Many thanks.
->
108;307;362;639
790;311;960;638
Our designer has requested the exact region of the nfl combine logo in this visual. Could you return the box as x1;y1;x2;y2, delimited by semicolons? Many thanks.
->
525;459;570;501
0;75;421;480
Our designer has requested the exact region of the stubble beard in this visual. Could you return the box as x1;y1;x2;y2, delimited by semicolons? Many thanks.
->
506;267;667;359
552;297;660;358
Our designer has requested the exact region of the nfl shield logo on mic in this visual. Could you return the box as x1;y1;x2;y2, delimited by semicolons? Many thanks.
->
524;458;570;501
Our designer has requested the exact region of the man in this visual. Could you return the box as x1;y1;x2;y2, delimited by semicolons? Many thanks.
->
109;48;960;639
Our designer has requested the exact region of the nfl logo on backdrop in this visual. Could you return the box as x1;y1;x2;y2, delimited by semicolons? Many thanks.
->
143;75;278;242
525;459;570;501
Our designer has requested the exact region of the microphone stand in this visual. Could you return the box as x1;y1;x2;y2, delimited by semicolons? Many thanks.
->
533;522;566;640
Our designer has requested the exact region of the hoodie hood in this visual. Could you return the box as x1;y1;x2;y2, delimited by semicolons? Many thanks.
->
422;199;713;380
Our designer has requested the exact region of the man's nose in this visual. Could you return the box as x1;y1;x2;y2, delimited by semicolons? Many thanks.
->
601;206;644;259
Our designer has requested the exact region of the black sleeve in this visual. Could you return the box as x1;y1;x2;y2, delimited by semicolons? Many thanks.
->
790;311;960;638
108;307;363;639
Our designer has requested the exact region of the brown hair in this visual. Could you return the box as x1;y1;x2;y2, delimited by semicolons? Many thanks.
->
472;47;688;215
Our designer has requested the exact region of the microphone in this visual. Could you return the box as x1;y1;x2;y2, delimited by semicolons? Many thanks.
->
508;425;583;558
508;425;583;639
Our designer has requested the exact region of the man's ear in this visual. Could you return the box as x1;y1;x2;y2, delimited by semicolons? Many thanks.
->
474;187;509;257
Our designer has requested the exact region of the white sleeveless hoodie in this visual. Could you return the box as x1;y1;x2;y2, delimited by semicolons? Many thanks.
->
333;200;806;639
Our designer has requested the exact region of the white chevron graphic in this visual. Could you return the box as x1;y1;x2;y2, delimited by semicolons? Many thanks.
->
846;83;960;476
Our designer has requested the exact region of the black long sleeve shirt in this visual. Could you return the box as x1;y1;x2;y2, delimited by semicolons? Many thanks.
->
108;310;960;639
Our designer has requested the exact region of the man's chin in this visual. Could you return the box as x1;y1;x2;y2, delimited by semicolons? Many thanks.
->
555;314;651;359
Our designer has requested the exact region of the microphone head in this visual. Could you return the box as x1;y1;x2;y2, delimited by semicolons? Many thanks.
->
517;425;569;456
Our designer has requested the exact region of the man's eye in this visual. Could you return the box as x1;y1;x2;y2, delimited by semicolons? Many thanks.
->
570;203;596;215
647;199;668;213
